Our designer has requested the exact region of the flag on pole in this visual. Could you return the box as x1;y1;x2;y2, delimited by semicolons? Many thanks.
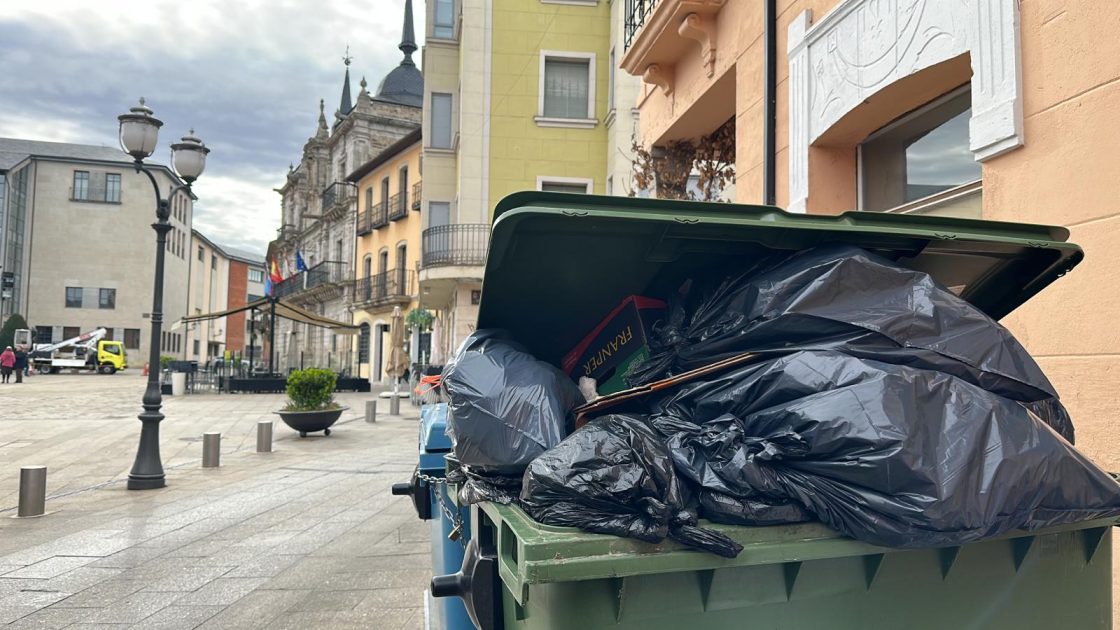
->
269;259;283;284
295;250;309;272
264;275;274;297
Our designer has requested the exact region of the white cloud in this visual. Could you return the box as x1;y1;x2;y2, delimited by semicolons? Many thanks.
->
0;0;423;253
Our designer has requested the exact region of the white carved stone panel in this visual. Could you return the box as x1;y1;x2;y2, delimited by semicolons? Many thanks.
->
787;0;1023;213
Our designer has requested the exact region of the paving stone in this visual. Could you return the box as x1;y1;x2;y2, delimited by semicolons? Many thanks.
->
141;565;234;592
194;588;310;630
4;604;93;629
285;588;367;612
0;380;428;626
129;604;224;629
51;579;146;608
82;591;184;624
40;567;123;593
4;556;98;579
174;577;268;606
87;547;167;569
354;586;424;611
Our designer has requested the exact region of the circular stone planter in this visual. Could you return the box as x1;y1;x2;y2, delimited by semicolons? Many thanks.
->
274;407;348;437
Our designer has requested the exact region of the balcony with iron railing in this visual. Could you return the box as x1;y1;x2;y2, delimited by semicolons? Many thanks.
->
624;0;659;50
272;260;350;300
411;182;422;211
351;268;415;306
276;223;299;242
621;0;727;94
356;199;389;235
321;181;356;215
389;192;409;221
421;224;489;268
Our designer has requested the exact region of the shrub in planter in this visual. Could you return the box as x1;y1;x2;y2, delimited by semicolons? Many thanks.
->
277;368;346;437
284;368;339;411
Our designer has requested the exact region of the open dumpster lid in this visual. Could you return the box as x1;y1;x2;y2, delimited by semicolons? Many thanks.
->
477;192;1082;368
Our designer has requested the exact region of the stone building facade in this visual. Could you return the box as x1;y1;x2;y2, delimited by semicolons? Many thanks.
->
0;138;193;365
269;0;423;375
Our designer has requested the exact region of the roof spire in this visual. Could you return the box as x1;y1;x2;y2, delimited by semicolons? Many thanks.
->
399;0;417;66
339;46;353;114
318;98;327;129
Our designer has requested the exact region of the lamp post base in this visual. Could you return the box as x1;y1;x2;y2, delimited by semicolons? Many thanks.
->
126;475;166;490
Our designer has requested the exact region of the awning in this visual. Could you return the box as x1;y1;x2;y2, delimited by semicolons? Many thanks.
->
174;297;360;334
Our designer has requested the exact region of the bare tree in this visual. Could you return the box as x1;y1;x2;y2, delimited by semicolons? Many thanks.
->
629;117;735;201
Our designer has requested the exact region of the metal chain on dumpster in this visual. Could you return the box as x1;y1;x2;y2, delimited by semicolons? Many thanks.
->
417;472;467;548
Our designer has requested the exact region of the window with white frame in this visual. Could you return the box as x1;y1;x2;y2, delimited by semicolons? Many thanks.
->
248;268;264;283
430;93;453;149
538;177;592;194
537;52;596;127
859;87;981;217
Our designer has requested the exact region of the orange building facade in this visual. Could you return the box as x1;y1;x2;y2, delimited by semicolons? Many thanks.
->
624;0;1120;608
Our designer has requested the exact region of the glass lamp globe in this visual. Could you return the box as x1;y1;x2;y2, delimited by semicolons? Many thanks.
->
117;98;163;160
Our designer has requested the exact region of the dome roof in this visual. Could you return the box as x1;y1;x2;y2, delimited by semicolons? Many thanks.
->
376;63;423;107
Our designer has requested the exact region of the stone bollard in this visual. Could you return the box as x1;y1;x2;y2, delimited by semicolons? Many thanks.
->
202;433;221;468
256;421;273;453
17;466;47;518
390;395;400;416
365;400;377;423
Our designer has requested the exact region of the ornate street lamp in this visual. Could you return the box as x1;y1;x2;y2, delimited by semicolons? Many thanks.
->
118;98;210;490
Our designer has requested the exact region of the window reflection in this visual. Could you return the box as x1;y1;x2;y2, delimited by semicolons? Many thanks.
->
861;89;981;214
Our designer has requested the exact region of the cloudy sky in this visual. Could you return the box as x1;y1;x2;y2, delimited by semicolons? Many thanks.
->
0;0;421;254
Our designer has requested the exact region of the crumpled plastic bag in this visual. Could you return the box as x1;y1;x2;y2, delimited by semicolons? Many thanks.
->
650;350;1120;548
442;329;583;474
520;414;743;558
626;245;1074;442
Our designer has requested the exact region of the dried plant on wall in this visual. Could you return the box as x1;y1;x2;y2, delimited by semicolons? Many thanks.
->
629;117;735;201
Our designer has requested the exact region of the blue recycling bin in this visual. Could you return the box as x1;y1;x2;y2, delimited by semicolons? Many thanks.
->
394;403;474;629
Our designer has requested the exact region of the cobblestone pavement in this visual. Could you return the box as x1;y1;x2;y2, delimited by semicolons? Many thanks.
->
0;373;431;629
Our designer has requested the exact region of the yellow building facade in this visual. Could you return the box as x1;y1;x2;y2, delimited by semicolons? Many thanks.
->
420;0;634;363
348;128;423;383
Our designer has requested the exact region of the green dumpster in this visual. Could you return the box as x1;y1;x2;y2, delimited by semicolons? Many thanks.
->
450;192;1114;629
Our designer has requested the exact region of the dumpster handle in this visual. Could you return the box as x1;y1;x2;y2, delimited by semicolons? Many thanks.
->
496;520;528;606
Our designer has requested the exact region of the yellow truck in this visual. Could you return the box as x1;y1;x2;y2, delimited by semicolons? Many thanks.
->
19;327;127;374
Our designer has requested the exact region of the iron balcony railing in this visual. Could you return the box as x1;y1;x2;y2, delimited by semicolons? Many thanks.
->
421;223;489;268
276;223;299;242
352;268;415;304
624;0;658;50
273;260;349;299
356;199;389;235
411;182;422;210
389;192;409;221
321;181;356;213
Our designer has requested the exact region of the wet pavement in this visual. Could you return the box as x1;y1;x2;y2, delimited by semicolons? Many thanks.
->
0;373;429;629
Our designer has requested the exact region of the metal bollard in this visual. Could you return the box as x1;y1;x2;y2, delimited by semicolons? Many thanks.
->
389;395;400;416
17;466;47;518
202;433;221;468
365;400;377;423
256;421;273;453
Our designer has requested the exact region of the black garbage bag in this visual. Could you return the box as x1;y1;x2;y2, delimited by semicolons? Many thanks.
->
444;455;524;507
442;329;584;474
651;350;1120;548
521;414;743;558
626;245;1074;442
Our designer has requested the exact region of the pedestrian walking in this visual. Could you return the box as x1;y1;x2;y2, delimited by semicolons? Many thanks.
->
14;348;27;383
0;346;14;383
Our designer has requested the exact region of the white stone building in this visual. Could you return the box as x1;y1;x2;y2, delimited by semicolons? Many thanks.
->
0;138;194;365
